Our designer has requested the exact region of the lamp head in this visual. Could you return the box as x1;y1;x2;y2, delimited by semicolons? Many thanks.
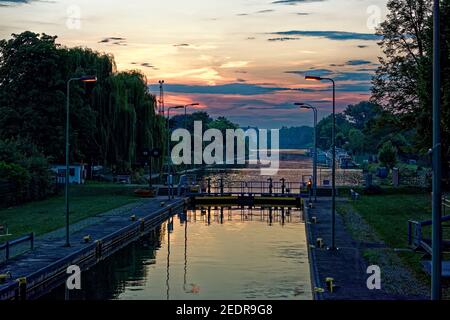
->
305;75;322;81
294;102;312;109
80;75;97;83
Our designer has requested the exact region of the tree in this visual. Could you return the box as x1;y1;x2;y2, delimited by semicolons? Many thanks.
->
0;31;165;174
372;0;450;182
344;101;382;130
378;141;398;169
347;129;365;155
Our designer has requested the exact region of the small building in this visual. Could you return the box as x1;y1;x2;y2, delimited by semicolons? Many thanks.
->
51;164;86;184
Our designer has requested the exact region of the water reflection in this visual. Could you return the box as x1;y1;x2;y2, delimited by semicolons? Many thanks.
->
44;206;311;300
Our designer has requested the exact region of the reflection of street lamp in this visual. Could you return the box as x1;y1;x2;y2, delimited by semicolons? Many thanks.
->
306;75;336;250
65;75;97;247
295;103;318;202
431;0;442;301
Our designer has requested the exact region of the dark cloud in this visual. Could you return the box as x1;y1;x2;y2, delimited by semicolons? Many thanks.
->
0;0;32;6
173;43;190;47
98;37;127;46
357;45;369;48
257;9;275;13
334;72;374;82
286;68;375;84
272;30;381;41
346;59;372;66
296;12;310;15
149;83;296;96
267;37;301;42
140;63;158;70
285;69;333;77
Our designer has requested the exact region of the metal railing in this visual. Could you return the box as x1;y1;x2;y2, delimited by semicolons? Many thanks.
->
0;233;34;265
408;196;450;253
198;178;309;196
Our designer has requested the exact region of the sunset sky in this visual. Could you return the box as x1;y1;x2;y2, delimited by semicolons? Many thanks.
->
0;0;388;128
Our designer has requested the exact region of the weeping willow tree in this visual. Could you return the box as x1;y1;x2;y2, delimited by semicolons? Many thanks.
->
0;31;166;175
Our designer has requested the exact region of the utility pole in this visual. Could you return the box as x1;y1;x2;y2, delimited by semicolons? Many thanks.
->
159;80;165;115
431;0;442;301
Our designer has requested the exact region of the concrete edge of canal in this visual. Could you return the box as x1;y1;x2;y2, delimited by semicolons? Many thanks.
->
0;197;188;301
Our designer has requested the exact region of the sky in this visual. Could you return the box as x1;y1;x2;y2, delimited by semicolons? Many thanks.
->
0;0;389;128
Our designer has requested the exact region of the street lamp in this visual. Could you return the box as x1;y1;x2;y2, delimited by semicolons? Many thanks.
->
431;0;442;301
305;75;336;250
295;103;318;203
166;105;185;200
175;103;200;174
65;75;97;247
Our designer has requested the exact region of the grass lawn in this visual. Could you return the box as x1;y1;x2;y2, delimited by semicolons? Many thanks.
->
0;183;140;241
340;190;450;296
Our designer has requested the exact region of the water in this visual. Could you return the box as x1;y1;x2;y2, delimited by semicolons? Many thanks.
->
45;151;316;300
46;207;311;300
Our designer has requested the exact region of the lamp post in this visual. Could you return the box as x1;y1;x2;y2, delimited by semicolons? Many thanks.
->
295;103;318;202
305;75;336;250
65;75;97;247
177;103;199;174
431;0;442;301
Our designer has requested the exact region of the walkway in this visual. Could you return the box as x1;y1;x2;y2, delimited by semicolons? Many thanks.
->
0;196;186;300
305;197;428;300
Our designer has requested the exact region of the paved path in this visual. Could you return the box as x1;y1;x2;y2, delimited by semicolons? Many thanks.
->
305;198;428;300
0;196;186;298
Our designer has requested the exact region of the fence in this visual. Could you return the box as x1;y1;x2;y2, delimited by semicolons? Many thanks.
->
0;173;63;209
199;179;307;195
0;233;34;265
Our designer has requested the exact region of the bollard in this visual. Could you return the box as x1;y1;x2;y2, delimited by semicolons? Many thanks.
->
83;235;91;243
139;218;145;233
326;277;335;293
95;240;103;260
17;277;27;301
316;238;324;249
311;216;317;224
130;214;137;221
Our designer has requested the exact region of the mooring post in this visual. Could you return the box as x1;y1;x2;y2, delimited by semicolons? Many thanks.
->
280;178;286;195
268;178;273;195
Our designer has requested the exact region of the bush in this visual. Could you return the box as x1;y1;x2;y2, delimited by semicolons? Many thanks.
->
378;141;398;169
0;139;53;206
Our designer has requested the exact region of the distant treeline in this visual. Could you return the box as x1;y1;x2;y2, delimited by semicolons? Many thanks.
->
279;126;313;149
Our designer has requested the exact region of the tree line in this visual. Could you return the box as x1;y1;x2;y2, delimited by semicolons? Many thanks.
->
0;31;166;203
315;0;449;183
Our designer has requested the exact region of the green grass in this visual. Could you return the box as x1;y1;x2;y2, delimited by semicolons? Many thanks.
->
0;183;140;241
341;191;450;295
349;193;431;248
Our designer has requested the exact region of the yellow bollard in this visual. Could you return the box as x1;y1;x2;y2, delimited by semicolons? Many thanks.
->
316;238;324;249
326;277;335;293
